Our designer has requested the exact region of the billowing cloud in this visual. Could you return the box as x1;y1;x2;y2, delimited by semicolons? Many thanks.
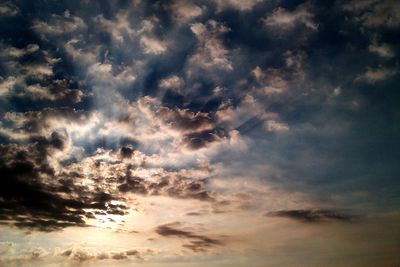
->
0;141;128;231
0;1;399;266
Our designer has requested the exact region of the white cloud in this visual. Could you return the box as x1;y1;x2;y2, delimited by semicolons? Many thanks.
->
140;36;167;55
189;20;233;71
263;4;318;31
24;63;54;77
171;0;204;22
159;75;184;90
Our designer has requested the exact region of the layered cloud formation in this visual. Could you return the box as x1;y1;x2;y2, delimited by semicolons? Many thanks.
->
0;0;399;266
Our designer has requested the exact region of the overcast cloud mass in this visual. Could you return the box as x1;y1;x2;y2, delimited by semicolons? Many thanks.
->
0;0;399;266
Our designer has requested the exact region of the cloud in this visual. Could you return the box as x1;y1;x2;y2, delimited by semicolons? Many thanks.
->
0;140;129;231
0;1;19;16
60;248;142;262
342;0;380;12
0;108;96;139
0;44;82;105
86;61;137;89
189;20;233;71
159;75;184;91
171;0;204;23
1;246;143;265
0;44;39;58
0;1;399;265
182;128;226;150
32;11;86;35
117;171;214;201
0;100;223;232
155;106;214;132
368;43;395;58
155;222;223;252
355;67;396;83
0;76;16;96
25;82;84;103
252;66;288;95
140;36;167;55
213;0;264;12
262;4;318;31
344;0;400;28
266;209;355;223
94;11;136;42
0;46;59;84
265;120;289;132
216;94;289;136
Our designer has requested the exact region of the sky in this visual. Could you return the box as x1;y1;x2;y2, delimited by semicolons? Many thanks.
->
0;0;399;266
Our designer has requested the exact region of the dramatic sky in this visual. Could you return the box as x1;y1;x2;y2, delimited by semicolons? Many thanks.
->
0;0;399;266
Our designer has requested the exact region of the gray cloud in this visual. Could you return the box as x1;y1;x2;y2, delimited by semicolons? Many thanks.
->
266;209;356;223
155;222;223;252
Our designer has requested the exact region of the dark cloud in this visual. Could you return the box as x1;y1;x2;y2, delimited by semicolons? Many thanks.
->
0;143;128;232
266;209;356;223
117;171;214;201
120;145;135;158
155;222;223;252
183;128;227;150
156;106;214;132
29;130;69;155
186;212;205;216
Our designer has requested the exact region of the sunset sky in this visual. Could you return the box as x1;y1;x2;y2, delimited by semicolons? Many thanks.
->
0;0;399;266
